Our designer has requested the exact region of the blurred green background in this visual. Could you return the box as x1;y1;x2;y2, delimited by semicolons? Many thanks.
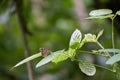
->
0;0;120;80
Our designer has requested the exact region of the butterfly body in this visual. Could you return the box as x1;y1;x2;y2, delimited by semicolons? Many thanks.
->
40;48;51;57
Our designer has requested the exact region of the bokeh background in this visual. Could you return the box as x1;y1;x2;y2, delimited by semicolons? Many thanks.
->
0;0;120;80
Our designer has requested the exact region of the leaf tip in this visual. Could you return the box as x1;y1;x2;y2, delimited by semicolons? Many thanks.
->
36;63;42;68
79;61;96;76
69;29;82;46
10;67;14;71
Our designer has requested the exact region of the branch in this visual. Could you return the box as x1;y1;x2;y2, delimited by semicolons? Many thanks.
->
14;0;34;80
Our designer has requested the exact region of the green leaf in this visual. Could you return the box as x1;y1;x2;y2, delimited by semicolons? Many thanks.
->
67;48;76;58
83;33;96;42
87;14;114;19
116;10;120;15
11;52;42;69
79;34;97;48
98;49;120;53
52;51;68;64
96;29;104;40
79;60;96;76
36;49;64;68
52;48;76;63
106;53;120;65
70;39;80;49
89;9;112;16
69;29;82;46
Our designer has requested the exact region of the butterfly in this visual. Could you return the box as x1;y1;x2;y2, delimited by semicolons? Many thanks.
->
40;48;51;57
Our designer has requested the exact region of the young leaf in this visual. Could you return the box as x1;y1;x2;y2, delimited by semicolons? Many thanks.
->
69;29;82;46
96;29;104;40
89;9;112;17
36;49;64;68
116;10;120;15
11;52;42;69
79;60;96;76
83;33;96;42
87;14;114;19
98;49;120;53
70;39;80;49
106;53;120;65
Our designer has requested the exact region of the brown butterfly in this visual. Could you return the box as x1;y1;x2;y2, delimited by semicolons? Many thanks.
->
40;48;51;57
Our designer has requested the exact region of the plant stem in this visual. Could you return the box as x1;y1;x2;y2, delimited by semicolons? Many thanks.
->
111;14;117;56
111;14;120;80
78;50;109;58
96;41;104;49
111;14;117;49
96;41;111;57
96;62;116;73
94;64;115;72
112;19;115;49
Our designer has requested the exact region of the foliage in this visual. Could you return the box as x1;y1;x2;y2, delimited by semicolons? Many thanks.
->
36;49;65;68
106;53;120;65
0;0;120;79
12;9;120;79
0;0;78;80
79;60;96;76
11;52;42;69
89;9;112;16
